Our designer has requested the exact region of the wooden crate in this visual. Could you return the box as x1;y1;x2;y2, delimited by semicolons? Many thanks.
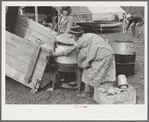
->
6;31;49;93
6;15;58;93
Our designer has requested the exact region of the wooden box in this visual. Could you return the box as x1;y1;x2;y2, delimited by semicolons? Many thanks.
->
6;15;58;93
94;83;136;104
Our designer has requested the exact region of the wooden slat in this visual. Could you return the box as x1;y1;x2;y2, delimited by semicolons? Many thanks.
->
6;41;51;79
6;15;58;90
31;49;49;84
24;28;53;46
14;15;57;40
13;22;54;51
6;42;32;64
6;54;29;73
33;49;50;72
24;46;41;83
41;44;53;52
6;31;39;54
6;65;35;88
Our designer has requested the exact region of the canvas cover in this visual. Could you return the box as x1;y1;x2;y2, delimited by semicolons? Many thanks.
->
88;6;125;21
54;6;126;22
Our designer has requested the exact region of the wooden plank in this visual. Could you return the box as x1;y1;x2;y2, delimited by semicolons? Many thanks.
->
31;49;50;84
24;28;53;46
24;46;41;83
41;44;54;52
21;49;51;84
33;49;49;72
5;32;51;91
13;22;54;51
6;31;39;54
6;64;35;88
6;42;32;64
6;54;29;73
14;15;58;40
6;42;51;80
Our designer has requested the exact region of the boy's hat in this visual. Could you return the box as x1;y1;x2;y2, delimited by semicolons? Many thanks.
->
70;25;84;34
126;14;132;19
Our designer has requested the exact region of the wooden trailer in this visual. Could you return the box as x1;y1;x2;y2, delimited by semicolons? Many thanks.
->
6;14;58;93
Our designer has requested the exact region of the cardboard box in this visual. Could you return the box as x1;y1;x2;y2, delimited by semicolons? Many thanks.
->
94;83;136;104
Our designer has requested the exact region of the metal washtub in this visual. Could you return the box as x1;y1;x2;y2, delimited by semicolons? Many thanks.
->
55;42;79;72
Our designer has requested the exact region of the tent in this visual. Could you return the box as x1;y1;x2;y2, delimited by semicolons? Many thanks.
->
54;6;126;22
87;6;125;21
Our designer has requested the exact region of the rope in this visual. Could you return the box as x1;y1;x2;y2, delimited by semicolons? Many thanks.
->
88;21;100;35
